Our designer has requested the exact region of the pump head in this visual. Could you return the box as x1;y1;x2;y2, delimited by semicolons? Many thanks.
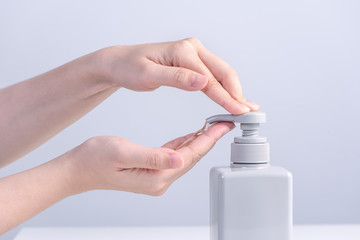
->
206;112;269;165
206;112;266;125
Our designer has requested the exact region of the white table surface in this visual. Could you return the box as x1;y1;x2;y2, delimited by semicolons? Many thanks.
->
14;225;360;240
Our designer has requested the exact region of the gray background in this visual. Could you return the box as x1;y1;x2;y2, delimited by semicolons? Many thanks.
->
1;0;360;239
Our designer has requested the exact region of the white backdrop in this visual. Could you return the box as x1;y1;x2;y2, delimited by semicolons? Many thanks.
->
1;0;360;239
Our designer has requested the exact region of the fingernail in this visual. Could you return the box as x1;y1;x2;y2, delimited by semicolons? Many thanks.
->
245;99;260;111
238;103;251;113
169;154;183;169
191;74;207;89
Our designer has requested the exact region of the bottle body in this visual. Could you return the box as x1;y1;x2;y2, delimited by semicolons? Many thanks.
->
210;165;292;240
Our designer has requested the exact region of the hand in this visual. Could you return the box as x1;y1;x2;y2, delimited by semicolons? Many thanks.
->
66;122;235;196
96;38;259;114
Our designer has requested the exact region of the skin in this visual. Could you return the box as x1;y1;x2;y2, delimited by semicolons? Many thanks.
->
0;38;259;234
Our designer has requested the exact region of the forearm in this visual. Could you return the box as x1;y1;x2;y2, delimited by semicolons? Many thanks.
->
0;50;119;167
0;153;80;234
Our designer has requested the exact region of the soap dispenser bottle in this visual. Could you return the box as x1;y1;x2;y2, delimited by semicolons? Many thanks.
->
209;112;292;240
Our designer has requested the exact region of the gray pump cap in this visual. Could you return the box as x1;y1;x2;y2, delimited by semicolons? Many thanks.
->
206;112;270;165
206;112;266;125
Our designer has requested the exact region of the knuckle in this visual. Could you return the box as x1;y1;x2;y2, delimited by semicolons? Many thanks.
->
209;76;221;87
84;136;98;146
219;66;239;84
225;68;238;81
147;151;162;169
111;136;126;144
173;68;188;85
172;41;187;55
81;136;127;159
84;136;105;148
173;38;195;54
203;77;221;93
112;137;127;153
184;37;201;46
171;38;200;66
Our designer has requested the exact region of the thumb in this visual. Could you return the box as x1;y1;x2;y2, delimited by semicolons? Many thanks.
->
152;65;208;91
127;146;184;170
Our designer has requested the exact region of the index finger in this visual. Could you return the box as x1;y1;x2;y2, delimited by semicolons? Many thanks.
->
196;40;260;111
158;122;234;186
175;122;235;175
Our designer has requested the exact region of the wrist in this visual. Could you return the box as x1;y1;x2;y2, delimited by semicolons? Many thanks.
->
75;48;122;91
54;150;91;196
88;47;123;88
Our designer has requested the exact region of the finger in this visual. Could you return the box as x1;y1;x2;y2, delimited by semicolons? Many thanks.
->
202;79;251;114
162;122;235;184
168;51;252;114
197;44;260;111
121;142;183;169
166;40;253;114
199;46;243;100
149;63;208;91
242;98;261;111
162;132;195;150
177;122;235;170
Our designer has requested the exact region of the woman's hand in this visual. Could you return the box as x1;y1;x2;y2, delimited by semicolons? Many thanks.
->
97;38;259;114
66;122;235;195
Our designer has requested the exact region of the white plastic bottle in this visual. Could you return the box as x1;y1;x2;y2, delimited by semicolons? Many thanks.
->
208;112;292;240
